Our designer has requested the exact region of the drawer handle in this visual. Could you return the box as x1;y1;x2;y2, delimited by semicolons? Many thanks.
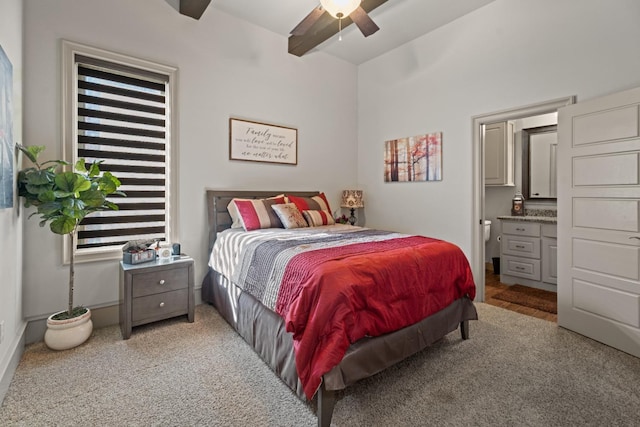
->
159;302;165;308
515;266;525;271
159;279;165;285
516;228;525;231
515;245;525;249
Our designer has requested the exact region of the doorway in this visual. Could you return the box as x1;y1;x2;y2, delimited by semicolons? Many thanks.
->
470;96;575;302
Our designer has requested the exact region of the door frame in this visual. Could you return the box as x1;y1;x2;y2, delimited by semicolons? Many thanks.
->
471;96;575;301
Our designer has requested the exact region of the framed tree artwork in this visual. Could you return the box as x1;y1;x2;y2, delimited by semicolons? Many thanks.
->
384;132;442;182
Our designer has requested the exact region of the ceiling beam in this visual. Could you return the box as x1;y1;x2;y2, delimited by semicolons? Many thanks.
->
288;0;389;58
179;0;212;20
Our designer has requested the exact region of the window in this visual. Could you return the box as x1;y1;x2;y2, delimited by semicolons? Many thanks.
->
62;41;178;263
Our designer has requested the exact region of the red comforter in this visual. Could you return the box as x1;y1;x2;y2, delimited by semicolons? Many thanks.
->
278;236;476;398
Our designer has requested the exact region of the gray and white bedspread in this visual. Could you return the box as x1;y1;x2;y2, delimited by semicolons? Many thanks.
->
209;225;406;312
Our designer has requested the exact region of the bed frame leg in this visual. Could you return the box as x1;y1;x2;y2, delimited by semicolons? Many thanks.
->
460;320;470;340
317;383;336;427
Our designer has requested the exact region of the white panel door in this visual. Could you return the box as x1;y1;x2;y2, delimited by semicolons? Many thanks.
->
558;86;640;358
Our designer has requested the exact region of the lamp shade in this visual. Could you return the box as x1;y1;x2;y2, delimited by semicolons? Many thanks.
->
320;0;361;18
341;190;364;208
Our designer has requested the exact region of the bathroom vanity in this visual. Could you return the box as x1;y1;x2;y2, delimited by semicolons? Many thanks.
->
498;211;557;292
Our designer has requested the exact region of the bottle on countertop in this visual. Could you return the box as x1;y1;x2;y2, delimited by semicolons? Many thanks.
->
511;191;525;216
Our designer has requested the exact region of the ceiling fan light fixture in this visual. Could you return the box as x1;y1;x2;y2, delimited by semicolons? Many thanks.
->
320;0;361;19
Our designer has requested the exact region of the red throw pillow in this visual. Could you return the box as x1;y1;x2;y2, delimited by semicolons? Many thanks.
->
302;210;335;226
286;193;332;214
231;197;286;231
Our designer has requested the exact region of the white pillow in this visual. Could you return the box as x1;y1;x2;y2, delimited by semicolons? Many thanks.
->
271;203;309;229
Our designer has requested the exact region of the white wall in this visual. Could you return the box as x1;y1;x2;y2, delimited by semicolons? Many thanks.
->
357;0;640;263
0;0;25;404
22;0;358;322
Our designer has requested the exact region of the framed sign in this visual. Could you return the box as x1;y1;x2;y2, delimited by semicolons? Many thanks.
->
229;118;297;165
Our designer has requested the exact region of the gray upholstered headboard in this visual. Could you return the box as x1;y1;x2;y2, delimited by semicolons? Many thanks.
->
205;190;320;252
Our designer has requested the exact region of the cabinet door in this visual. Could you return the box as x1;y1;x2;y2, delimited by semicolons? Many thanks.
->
542;237;557;284
529;130;558;198
484;121;514;186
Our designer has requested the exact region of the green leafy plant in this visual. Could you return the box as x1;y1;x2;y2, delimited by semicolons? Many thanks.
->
16;143;125;320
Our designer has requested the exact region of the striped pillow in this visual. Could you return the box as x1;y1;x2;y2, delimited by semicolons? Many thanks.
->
271;203;308;229
229;197;286;231
227;195;284;229
286;193;332;214
302;210;335;227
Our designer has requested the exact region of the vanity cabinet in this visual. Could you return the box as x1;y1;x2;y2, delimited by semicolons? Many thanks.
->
500;219;556;291
484;121;514;186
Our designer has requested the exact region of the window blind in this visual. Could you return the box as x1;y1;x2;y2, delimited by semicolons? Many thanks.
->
75;59;170;250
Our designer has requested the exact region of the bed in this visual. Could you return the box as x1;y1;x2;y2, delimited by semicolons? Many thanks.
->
201;190;478;426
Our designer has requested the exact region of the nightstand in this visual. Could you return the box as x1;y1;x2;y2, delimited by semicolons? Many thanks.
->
119;255;195;339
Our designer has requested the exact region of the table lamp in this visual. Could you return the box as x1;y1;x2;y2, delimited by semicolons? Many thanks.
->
341;190;364;225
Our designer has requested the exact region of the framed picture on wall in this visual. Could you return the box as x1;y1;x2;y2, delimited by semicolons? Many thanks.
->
229;118;297;165
384;131;442;182
0;44;14;209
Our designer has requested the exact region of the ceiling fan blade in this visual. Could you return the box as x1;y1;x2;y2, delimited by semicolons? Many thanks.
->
289;0;389;57
350;6;379;37
290;6;325;36
179;0;212;20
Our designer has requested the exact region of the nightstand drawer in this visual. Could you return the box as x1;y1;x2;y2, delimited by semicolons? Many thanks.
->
132;289;189;324
132;267;188;297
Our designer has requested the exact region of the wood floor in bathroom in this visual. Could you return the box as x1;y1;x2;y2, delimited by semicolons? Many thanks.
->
484;263;557;323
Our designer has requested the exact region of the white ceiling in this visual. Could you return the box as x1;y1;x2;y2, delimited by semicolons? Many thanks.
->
211;0;497;65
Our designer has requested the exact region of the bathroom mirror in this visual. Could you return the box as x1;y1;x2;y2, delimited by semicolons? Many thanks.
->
522;125;557;200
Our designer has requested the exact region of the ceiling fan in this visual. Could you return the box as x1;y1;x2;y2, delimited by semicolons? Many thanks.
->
289;0;389;57
178;0;212;20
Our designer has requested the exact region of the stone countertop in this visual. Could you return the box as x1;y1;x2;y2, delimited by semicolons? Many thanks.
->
497;208;557;224
497;215;557;224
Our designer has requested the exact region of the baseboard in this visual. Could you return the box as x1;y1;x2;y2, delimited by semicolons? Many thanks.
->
25;289;203;345
0;322;26;407
195;286;202;305
25;304;119;345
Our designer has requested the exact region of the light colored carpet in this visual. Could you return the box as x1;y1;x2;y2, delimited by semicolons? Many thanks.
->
1;303;639;426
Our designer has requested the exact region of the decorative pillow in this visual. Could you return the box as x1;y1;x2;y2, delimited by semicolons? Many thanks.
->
228;197;286;231
286;193;332;214
227;195;284;229
302;209;335;227
271;203;309;229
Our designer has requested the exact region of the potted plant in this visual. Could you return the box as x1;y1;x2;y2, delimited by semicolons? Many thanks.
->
16;143;124;350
